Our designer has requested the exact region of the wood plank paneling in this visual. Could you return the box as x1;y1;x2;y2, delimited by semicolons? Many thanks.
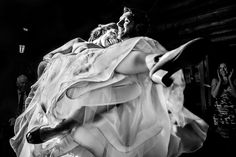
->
149;0;236;51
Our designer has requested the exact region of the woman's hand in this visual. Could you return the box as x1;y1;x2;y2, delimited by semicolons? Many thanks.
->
217;68;222;82
228;69;234;80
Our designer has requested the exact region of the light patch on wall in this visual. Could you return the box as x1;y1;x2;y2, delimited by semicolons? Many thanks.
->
23;27;29;32
19;44;26;53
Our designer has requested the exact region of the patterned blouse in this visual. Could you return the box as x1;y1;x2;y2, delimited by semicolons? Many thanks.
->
213;84;236;138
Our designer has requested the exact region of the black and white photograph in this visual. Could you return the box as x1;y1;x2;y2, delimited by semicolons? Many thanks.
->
0;0;236;157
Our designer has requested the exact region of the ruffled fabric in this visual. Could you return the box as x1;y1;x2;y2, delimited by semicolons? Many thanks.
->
10;37;208;157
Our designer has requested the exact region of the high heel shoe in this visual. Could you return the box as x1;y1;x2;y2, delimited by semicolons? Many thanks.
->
26;126;55;144
26;119;77;144
151;69;174;87
150;37;210;87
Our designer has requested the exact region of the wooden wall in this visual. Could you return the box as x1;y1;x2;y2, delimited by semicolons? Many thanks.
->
149;0;236;51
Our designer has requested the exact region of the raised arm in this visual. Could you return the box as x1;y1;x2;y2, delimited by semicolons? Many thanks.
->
211;77;222;98
43;37;86;60
228;69;236;98
211;67;224;98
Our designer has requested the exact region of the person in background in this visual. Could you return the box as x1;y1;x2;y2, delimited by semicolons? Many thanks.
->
210;61;236;156
0;74;30;157
9;74;30;126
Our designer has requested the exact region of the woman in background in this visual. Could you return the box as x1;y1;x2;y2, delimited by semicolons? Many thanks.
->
210;62;236;156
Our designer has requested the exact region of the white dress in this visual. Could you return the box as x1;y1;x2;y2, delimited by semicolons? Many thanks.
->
10;37;208;157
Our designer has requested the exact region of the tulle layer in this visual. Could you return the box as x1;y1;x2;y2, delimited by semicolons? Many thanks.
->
10;37;208;157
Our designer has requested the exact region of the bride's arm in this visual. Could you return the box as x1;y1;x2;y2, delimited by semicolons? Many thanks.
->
43;37;86;60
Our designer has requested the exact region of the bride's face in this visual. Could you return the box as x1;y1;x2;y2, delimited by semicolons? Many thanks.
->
99;28;119;47
92;27;119;48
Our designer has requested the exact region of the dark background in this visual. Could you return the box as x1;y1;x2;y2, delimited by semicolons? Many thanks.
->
1;0;236;81
0;0;236;156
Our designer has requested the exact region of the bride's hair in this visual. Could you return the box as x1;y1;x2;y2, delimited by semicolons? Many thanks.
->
88;23;118;42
